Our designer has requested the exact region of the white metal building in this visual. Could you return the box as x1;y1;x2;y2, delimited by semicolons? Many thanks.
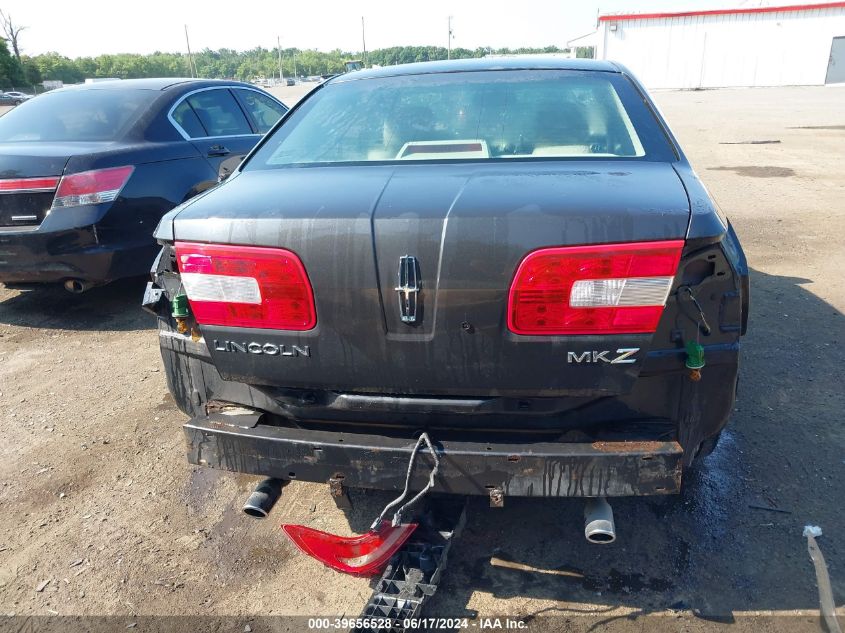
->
594;2;845;88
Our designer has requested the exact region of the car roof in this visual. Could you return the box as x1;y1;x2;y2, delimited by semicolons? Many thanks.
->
56;78;258;92
332;57;620;83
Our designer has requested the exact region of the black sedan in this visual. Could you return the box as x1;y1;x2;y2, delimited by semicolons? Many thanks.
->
146;59;748;555
0;78;287;292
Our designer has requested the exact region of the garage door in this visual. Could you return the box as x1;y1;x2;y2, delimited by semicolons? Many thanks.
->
826;37;845;84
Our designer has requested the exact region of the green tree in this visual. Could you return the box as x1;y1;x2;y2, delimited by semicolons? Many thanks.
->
32;51;84;83
0;37;26;88
22;44;569;85
19;54;40;84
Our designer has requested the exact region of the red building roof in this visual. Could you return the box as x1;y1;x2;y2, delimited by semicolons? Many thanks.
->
599;1;845;22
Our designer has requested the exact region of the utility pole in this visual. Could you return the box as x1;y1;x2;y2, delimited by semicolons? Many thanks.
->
184;25;195;78
293;53;298;79
277;36;284;83
447;16;453;60
361;16;367;67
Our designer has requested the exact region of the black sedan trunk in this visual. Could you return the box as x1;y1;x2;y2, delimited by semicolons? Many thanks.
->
0;143;84;228
169;161;691;398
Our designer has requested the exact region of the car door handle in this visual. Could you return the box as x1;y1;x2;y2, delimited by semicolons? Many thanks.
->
207;145;231;157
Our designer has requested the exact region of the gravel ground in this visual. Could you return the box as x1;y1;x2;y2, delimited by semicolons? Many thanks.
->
0;85;843;630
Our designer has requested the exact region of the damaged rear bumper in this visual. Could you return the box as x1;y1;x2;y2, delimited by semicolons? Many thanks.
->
184;417;683;498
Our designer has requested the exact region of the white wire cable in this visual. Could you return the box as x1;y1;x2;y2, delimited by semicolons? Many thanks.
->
372;432;440;528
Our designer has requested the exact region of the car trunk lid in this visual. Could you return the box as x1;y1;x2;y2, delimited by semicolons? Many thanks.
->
171;161;691;397
0;142;110;229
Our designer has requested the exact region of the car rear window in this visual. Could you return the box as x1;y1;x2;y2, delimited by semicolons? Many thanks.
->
171;100;207;138
184;90;253;137
233;89;288;133
0;89;157;142
247;69;676;168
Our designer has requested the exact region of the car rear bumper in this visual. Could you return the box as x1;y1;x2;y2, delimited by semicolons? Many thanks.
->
0;226;156;284
184;417;684;498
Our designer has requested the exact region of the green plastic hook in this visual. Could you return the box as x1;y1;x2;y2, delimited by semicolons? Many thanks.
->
171;294;189;319
685;340;705;370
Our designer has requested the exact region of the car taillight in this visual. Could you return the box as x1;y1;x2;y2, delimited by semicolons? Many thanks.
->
0;176;60;192
282;521;418;576
174;241;316;331
52;166;134;209
507;240;684;335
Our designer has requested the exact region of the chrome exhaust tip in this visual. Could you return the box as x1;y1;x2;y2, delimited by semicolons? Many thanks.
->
64;279;94;294
584;497;616;544
243;478;285;518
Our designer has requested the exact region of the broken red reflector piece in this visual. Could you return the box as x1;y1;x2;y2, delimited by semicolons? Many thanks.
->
281;520;417;576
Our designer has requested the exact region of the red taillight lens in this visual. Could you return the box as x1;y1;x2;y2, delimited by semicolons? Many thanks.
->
281;520;417;576
507;240;684;335
52;166;134;209
0;176;59;192
174;241;316;331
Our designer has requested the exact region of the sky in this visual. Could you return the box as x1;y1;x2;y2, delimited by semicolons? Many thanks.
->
2;0;752;58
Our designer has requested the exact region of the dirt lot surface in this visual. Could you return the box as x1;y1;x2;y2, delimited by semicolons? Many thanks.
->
1;85;843;630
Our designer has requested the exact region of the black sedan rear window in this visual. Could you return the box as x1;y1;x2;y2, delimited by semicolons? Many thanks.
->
0;88;156;142
247;69;676;168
